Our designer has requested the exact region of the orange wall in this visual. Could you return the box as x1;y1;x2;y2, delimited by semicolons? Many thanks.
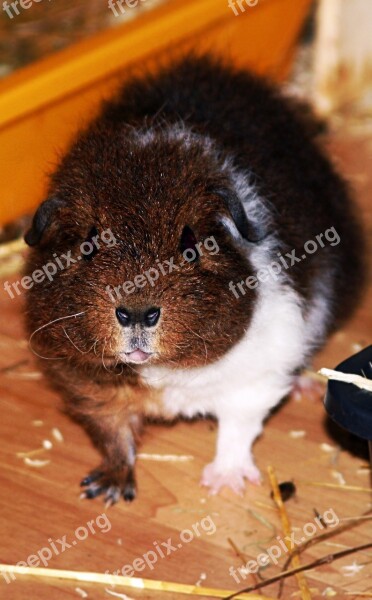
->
0;0;312;225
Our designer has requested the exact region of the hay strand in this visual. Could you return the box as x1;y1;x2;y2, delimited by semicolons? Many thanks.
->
0;564;274;599
318;368;372;392
267;465;312;600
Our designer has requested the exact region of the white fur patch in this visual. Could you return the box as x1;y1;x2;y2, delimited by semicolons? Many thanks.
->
141;276;309;476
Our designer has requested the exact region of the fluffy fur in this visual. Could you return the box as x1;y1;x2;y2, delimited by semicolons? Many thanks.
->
24;55;364;502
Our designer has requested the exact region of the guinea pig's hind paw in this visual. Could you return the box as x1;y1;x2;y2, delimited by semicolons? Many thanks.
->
201;462;260;496
79;466;137;504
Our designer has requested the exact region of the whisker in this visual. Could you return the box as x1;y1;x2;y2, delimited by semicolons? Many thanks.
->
101;338;111;373
29;311;86;361
62;327;95;355
93;338;100;356
182;322;208;365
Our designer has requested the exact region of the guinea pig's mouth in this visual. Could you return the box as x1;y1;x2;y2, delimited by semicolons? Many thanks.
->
120;349;154;364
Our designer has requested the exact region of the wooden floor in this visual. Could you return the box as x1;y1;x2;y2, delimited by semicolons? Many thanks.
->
0;128;371;599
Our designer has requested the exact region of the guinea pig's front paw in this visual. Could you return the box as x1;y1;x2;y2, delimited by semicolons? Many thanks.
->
201;461;261;496
80;465;136;506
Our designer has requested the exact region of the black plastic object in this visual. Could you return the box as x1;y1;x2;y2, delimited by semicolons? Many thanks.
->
324;346;372;441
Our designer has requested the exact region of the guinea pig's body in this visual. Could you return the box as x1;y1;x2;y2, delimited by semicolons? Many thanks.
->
24;55;364;502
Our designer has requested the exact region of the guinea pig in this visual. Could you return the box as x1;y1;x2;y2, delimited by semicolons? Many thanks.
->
24;54;364;504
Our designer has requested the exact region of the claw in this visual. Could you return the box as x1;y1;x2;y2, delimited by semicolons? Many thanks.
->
80;470;103;487
78;465;137;504
104;497;115;510
123;487;136;502
123;468;136;502
104;485;121;505
84;485;104;500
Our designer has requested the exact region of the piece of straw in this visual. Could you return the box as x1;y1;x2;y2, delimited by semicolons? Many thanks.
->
0;564;274;600
318;369;372;392
301;481;371;493
227;538;260;589
267;465;312;600
0;237;27;259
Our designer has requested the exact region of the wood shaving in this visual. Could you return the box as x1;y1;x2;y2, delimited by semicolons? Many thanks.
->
105;589;134;600
320;443;336;453
42;440;53;450
351;343;363;352
52;427;64;442
24;458;50;467
195;573;207;587
341;561;365;576
322;588;337;597
331;470;346;485
137;453;194;462
318;368;372;392
289;430;306;439
75;588;88;598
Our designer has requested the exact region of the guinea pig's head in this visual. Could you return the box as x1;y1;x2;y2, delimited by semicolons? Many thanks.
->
24;124;267;371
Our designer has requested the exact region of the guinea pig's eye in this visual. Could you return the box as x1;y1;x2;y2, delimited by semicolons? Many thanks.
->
82;226;99;262
180;225;199;264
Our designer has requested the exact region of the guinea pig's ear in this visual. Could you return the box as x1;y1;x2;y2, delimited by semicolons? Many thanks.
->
213;188;266;244
25;197;66;246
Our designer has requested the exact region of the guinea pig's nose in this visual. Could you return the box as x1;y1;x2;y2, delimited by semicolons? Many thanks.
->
116;306;161;327
144;307;161;327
